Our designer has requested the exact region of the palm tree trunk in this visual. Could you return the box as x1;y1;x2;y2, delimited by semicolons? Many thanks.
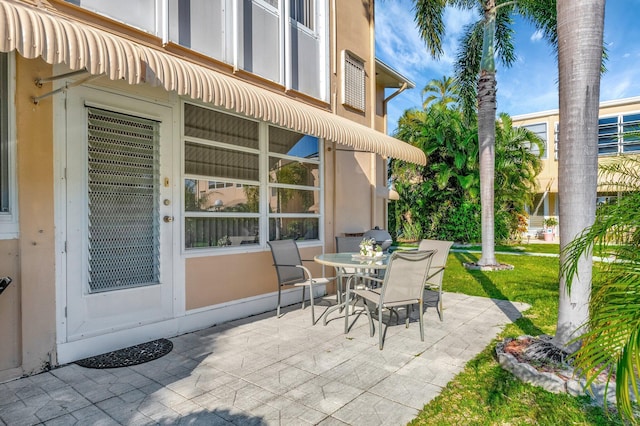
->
555;0;605;351
477;71;497;266
477;1;497;267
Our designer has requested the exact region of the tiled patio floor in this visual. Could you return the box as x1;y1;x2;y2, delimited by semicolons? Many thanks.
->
0;292;528;426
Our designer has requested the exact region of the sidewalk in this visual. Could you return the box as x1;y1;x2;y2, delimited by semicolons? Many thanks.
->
0;292;528;426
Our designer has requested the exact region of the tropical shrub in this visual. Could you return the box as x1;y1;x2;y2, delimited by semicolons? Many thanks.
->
562;156;640;423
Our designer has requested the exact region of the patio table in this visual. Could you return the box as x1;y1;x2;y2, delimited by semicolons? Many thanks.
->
314;252;389;333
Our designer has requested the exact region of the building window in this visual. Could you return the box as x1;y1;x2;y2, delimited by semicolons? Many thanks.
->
290;0;314;30
521;122;547;159
183;103;322;250
0;53;17;238
268;126;320;241
597;112;640;156
554;122;559;161
342;51;365;112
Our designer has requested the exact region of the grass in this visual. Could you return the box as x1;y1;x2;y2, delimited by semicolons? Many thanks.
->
409;249;623;425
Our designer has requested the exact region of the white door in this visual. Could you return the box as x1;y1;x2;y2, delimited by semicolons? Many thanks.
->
65;87;174;342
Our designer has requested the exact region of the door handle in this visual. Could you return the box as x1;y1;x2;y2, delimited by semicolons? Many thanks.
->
163;216;174;223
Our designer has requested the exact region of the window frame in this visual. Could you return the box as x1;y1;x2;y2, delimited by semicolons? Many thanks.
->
181;101;323;254
0;52;18;239
521;122;548;160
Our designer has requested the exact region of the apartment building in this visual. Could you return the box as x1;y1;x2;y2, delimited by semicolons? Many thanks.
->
0;0;421;380
512;96;640;234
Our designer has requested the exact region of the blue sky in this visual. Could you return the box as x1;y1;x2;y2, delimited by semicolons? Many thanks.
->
375;1;640;134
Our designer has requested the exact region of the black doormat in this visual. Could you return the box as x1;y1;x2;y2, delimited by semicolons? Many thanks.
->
75;338;173;369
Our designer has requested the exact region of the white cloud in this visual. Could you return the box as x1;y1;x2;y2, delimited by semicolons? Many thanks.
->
530;29;543;42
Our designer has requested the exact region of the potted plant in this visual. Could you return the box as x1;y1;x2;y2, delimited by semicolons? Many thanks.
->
543;217;558;241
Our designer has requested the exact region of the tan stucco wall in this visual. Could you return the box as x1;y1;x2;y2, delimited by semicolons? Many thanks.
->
0;239;20;376
185;246;324;310
15;57;57;375
332;0;373;127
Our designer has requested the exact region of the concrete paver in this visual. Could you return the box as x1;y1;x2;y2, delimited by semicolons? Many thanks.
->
0;291;529;426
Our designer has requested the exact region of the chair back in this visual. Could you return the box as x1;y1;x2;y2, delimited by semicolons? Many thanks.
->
335;236;362;253
380;250;435;304
267;240;305;286
418;239;453;286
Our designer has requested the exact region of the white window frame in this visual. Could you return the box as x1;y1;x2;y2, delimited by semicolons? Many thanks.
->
0;52;18;239
521;122;548;160
181;101;323;254
290;0;315;33
341;50;366;112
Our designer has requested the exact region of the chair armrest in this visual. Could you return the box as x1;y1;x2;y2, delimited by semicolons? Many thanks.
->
425;266;445;281
296;265;336;282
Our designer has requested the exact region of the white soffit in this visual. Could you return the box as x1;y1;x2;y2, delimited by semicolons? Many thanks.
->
0;0;426;165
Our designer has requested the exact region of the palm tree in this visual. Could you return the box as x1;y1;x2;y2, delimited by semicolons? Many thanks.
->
556;0;605;354
422;75;459;109
413;0;556;266
562;157;639;422
494;113;543;239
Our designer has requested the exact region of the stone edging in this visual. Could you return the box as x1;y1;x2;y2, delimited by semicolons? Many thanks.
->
495;337;616;407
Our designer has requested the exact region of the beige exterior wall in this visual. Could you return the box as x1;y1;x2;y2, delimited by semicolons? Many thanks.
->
0;57;58;381
1;0;401;380
0;239;20;379
185;246;323;310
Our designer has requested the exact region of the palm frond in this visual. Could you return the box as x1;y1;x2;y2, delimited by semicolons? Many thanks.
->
413;0;447;58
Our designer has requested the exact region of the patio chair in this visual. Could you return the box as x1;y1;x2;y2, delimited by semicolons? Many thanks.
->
267;239;334;325
330;236;365;308
352;250;436;349
418;239;454;321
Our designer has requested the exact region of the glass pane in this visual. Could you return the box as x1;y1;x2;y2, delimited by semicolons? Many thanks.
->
269;217;319;241
269;157;319;187
622;113;640;124
185;217;260;249
269;127;319;158
269;188;319;213
185;142;259;181
598;145;618;156
184;104;259;149
185;179;260;212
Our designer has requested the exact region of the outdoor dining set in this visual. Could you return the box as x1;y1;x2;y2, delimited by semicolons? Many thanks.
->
267;232;453;349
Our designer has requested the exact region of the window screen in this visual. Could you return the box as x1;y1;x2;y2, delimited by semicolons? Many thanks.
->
86;108;160;292
342;51;365;111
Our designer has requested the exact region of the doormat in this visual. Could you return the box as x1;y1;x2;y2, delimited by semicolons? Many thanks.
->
75;338;173;369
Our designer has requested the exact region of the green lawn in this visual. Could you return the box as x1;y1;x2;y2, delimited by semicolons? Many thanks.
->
410;250;622;425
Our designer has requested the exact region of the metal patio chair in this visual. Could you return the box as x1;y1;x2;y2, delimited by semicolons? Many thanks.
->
352;250;436;349
418;239;454;321
267;239;334;325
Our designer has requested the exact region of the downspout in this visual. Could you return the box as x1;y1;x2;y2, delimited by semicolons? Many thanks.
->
380;82;408;227
331;0;337;245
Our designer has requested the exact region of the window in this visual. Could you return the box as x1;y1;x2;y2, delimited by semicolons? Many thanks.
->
598;116;619;155
183;103;322;250
0;53;17;238
268;127;320;241
621;113;640;153
554;122;559;160
521;122;547;159
291;0;314;30
596;112;640;156
342;51;365;112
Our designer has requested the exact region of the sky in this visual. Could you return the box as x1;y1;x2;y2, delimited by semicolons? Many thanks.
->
375;1;640;134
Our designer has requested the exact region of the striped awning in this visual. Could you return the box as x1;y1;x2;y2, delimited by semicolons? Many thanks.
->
0;0;426;165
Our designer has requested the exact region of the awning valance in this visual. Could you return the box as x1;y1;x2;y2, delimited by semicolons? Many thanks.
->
0;0;426;165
